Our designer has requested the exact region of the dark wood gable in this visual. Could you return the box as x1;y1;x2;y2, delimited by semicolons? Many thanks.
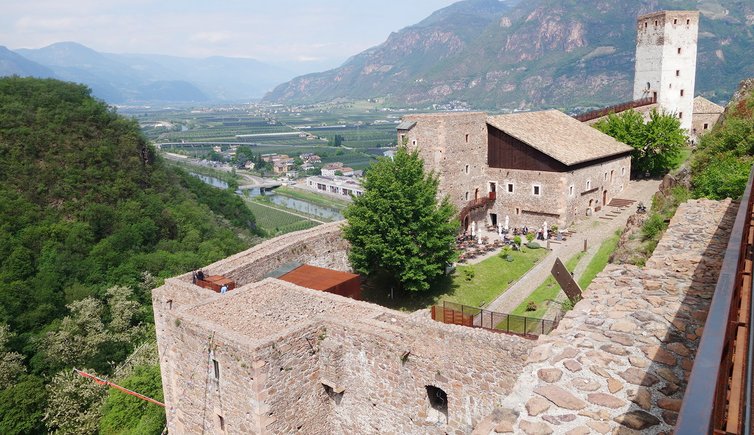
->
487;124;568;173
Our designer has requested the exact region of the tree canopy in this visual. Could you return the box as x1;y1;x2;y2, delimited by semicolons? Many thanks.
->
343;146;457;292
594;109;686;177
0;77;260;433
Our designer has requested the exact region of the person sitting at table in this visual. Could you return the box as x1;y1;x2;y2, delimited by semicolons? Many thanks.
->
220;283;228;294
196;270;205;281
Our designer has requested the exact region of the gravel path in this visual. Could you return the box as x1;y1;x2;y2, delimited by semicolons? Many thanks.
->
483;179;661;314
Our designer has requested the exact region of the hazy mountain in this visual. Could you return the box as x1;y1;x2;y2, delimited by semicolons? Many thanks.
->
10;42;296;104
0;46;54;78
264;0;754;110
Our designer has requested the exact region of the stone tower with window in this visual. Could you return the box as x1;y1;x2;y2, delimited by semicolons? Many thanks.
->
633;10;699;130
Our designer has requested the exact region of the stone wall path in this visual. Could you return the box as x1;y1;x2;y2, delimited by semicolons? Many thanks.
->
484;179;661;315
473;198;736;434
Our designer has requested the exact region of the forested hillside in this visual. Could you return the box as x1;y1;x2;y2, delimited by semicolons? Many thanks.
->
0;77;259;433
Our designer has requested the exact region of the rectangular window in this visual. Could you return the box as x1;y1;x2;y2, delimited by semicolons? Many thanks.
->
464;164;469;174
673;18;678;24
680;89;685;97
686;19;690;25
679;112;683;119
586;180;591;190
507;183;514;193
465;192;469;201
465;134;469;143
213;359;220;379
533;185;541;196
218;415;225;431
704;123;709;130
677;47;682;54
569;185;574;196
675;70;680;77
621;167;625;176
515;207;520;215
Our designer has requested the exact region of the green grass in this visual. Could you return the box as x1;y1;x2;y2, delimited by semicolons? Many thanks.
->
512;252;584;318
245;201;319;236
360;248;548;311
578;233;620;290
274;186;350;209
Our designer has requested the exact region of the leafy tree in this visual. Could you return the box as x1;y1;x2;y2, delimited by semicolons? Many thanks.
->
45;369;107;435
343;146;457;292
329;134;345;147
99;365;165;435
594;109;685;176
0;324;25;389
0;374;47;434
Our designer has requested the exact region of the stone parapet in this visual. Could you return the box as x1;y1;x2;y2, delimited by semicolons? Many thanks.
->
474;198;736;434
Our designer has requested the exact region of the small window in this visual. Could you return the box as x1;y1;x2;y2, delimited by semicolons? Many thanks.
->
586;180;591;190
167;300;173;310
213;359;220;379
676;70;680;77
515;207;520;215
604;172;608;181
654;20;658;26
507;183;514;193
218;415;225;431
680;89;685;97
677;47;682;54
686;19;690;25
644;22;648;29
703;123;709;130
412;139;417;146
621;167;625;176
569;185;574;196
465;192;469;201
532;185;541;196
673;18;678;24
465;134;469;143
464;164;469;174
679;112;683;119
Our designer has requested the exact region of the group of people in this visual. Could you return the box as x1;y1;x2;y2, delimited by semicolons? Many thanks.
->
192;270;229;294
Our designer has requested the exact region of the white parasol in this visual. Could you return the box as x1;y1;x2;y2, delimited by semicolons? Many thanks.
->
470;221;476;238
504;215;509;231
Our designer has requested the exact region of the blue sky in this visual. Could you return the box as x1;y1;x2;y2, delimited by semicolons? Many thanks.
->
1;0;459;68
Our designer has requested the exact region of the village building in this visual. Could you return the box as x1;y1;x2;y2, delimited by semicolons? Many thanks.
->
305;175;364;198
398;110;632;231
321;162;344;177
691;96;724;139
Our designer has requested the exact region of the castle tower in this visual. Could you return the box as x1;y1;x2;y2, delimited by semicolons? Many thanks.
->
633;10;699;131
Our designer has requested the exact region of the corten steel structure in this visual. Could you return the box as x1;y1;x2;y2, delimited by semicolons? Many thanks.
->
676;166;754;434
278;264;361;300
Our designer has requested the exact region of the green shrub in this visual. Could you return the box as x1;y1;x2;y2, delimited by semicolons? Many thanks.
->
527;242;541;249
641;214;667;241
513;235;522;246
526;301;537;312
526;233;535;243
462;269;475;281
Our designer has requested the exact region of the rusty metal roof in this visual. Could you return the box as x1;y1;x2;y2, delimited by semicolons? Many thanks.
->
278;264;359;291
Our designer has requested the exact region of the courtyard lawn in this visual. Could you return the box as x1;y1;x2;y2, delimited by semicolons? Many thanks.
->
511;252;584;318
360;247;548;311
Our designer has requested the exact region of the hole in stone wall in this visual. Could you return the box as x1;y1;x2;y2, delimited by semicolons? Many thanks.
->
425;385;448;424
322;383;344;405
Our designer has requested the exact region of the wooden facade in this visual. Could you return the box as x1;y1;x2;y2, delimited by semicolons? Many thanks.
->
487;124;568;172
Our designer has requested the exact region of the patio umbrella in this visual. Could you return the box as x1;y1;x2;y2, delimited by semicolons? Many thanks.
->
543;221;548;238
504;215;509;231
471;221;476;238
497;222;502;235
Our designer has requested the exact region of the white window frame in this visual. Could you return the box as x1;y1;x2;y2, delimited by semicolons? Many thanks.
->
569;185;574;197
507;183;514;194
586;180;592;190
532;184;541;196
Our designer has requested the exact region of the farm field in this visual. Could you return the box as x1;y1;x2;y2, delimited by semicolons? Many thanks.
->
245;200;319;236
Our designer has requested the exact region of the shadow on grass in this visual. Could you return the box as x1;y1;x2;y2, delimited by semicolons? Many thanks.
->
360;272;460;312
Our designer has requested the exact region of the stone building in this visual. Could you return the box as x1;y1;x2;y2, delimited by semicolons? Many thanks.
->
398;110;632;231
633;10;700;131
153;223;533;434
691;96;724;139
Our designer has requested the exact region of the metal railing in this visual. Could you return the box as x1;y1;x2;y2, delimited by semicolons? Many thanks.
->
431;301;560;338
675;166;754;434
573;96;657;122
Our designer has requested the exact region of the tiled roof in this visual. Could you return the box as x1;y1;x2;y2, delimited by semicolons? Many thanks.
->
486;110;633;166
693;96;724;114
396;120;416;130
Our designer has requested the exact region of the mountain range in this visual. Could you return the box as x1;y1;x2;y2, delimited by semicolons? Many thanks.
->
1;42;295;104
264;0;754;110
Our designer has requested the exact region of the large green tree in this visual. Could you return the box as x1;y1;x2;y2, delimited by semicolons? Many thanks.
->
594;109;686;176
343;146;457;292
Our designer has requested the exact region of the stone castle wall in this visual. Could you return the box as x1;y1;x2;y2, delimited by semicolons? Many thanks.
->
154;223;535;434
